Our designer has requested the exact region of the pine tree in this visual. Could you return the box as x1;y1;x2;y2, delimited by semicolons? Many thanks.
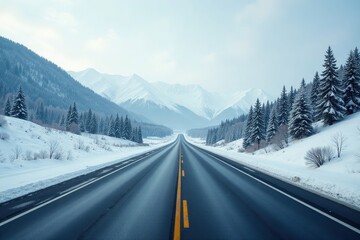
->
266;106;278;143
278;86;288;125
300;78;306;89
114;114;121;138
120;116;124;138
343;50;360;114
264;101;271;128
289;87;313;139
132;127;138;142
66;105;72;131
316;46;346;125
4;97;12;116
35;101;45;122
138;127;143;144
311;72;320;119
124;115;132;140
242;106;254;149
59;115;65;128
108;117;116;137
11;86;27;120
250;99;265;150
70;102;79;125
89;113;98;134
288;86;295;113
85;109;92;132
79;113;85;132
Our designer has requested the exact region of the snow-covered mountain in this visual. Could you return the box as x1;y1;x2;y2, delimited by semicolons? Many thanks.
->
69;68;274;129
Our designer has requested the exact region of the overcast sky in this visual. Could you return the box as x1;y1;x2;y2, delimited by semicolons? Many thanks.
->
1;0;359;96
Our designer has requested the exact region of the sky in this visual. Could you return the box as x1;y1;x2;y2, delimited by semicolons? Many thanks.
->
1;0;359;96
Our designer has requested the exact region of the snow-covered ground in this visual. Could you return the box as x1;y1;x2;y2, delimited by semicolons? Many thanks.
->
186;112;360;209
0;116;176;203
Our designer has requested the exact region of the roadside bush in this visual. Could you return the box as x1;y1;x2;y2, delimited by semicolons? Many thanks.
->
34;150;48;160
305;146;334;168
24;150;34;161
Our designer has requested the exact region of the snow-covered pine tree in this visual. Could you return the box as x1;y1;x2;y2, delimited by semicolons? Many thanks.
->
59;115;65;128
114;114;121;138
66;105;72;131
11;86;28;120
289;87;313;139
250;99;265;150
300;78;306;89
132;127;138;142
124;115;132;140
4;97;12;116
288;86;295;113
70;103;79;124
316;46;346;125
85;109;92;132
311;72;320;120
278;86;289;126
79;113;85;132
120;116;124;138
242;106;254;149
264;101;271;128
35;101;45;122
99;118;105;134
343;50;360;114
266;106;278;143
138;126;143;144
90;113;98;134
108;116;116;137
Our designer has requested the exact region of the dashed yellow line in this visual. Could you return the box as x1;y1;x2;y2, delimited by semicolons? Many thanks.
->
183;200;190;228
173;146;182;240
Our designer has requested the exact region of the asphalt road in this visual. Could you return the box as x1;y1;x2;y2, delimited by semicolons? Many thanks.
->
0;135;359;239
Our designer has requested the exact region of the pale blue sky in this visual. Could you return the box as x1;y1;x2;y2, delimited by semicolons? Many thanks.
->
1;0;359;96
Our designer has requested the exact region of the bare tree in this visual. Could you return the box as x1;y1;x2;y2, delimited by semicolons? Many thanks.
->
331;132;347;158
305;146;334;168
49;140;60;159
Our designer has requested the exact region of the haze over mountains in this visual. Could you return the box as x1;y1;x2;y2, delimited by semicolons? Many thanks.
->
69;68;274;129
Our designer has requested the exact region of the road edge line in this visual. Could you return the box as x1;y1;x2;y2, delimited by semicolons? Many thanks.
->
216;158;360;235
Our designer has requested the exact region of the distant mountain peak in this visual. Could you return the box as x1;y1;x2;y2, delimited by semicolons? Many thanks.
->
69;68;274;129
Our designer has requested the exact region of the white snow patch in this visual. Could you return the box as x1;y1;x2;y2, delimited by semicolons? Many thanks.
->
186;112;360;209
0;116;176;203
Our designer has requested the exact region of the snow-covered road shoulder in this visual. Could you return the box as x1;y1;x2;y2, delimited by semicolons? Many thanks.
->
186;112;360;209
0;116;176;203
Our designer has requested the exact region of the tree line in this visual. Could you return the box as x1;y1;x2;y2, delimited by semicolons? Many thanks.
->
3;90;143;144
206;46;360;152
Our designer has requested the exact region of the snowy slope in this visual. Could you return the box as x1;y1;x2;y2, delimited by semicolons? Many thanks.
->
0;116;176;203
69;69;273;129
69;69;178;111
152;82;224;120
186;112;360;208
216;88;273;116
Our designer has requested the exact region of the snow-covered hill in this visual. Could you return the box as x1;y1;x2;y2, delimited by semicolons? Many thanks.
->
0;116;175;203
186;112;360;208
68;69;273;129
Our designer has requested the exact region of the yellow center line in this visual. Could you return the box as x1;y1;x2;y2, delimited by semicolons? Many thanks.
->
182;170;185;177
183;200;190;228
173;145;182;240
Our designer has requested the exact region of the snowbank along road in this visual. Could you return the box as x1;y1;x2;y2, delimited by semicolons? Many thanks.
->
0;135;359;239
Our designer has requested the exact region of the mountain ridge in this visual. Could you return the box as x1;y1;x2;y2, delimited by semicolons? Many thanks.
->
69;68;274;129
